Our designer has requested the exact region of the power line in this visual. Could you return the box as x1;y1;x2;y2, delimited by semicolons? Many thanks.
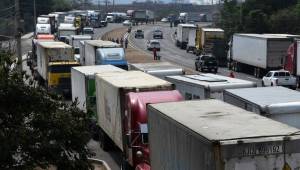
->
0;5;15;12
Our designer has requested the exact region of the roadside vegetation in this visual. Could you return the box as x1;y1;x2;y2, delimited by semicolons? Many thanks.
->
219;0;300;41
0;52;93;169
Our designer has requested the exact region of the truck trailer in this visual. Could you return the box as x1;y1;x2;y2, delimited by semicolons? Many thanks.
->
229;34;293;77
35;41;79;94
129;62;185;79
224;86;300;129
176;24;196;49
148;99;300;170
285;39;300;84
68;35;92;60
95;71;183;170
71;65;125;114
195;28;226;66
166;73;256;100
82;40;128;70
58;23;77;43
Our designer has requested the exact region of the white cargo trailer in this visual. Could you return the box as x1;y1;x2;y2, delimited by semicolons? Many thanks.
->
68;35;92;61
95;71;173;151
71;65;125;113
148;99;300;170
176;24;196;49
166;73;256;100
230;34;293;77
129;62;185;79
186;28;196;53
224;86;300;129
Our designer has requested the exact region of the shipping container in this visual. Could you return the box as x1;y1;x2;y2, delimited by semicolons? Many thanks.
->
176;24;196;49
166;73;256;100
224;86;300;129
129;62;184;79
148;99;300;170
95;71;173;151
229;34;293;77
71;65;125;113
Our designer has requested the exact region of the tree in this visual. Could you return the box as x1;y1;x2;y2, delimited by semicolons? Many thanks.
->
0;52;93;169
244;9;269;33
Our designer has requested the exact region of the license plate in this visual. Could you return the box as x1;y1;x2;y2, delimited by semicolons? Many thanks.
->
240;144;282;157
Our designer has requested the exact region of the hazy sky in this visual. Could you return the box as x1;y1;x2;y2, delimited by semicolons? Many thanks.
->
92;0;215;5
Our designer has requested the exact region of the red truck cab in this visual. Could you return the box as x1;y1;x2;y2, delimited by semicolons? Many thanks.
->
124;90;183;170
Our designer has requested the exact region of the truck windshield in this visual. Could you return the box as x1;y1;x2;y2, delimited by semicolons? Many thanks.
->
49;64;78;73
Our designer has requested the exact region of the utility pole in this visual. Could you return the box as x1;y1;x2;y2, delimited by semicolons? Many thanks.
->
33;0;36;33
15;0;22;71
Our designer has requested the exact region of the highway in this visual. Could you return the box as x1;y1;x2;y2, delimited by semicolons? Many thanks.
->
128;23;262;86
19;23;264;170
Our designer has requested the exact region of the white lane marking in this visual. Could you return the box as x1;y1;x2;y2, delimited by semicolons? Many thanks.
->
247;76;260;81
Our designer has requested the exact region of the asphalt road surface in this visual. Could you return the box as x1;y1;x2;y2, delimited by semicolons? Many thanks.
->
128;23;262;86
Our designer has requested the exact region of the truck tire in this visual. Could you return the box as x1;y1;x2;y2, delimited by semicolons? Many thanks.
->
262;81;265;87
120;158;133;170
99;129;110;151
195;64;198;71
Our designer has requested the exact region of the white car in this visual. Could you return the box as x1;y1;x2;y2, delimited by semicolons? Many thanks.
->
147;40;160;51
123;20;132;26
161;18;169;22
262;70;297;89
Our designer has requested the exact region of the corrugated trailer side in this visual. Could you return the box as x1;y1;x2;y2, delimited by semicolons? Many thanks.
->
71;68;86;111
95;71;173;151
148;100;300;170
84;42;96;65
232;34;268;69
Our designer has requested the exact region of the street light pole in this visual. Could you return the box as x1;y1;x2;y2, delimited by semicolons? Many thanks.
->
34;0;36;33
14;0;22;71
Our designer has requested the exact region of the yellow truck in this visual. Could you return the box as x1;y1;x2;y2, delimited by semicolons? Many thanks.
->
195;28;227;65
35;41;79;95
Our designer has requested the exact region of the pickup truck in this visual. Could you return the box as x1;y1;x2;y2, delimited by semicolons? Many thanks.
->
262;70;297;89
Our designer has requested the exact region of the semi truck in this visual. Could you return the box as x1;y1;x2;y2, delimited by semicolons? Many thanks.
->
39;15;56;34
194;28;226;66
71;65;125;117
129;62;185;79
186;28;196;53
148;99;300;170
95;71;183;170
166;73;256;100
284;39;300;84
67;35;92;60
175;24;196;49
82;40;128;70
223;86;300;129
58;23;77;43
34;41;79;94
133;10;154;24
228;34;293;78
35;24;51;36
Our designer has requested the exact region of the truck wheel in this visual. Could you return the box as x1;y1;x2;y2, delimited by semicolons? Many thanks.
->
262;81;265;87
195;64;198;71
121;158;132;170
271;82;273;86
99;130;110;151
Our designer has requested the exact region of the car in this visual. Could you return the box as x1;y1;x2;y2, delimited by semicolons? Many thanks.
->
123;20;132;26
147;40;160;51
134;29;144;39
83;27;94;35
153;30;163;39
161;18;169;22
262;70;297;89
195;55;218;73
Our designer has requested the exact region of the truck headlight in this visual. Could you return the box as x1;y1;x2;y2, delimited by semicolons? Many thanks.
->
136;151;143;158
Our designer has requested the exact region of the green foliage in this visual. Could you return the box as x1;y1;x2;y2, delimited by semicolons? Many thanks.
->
219;0;300;41
0;52;93;169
